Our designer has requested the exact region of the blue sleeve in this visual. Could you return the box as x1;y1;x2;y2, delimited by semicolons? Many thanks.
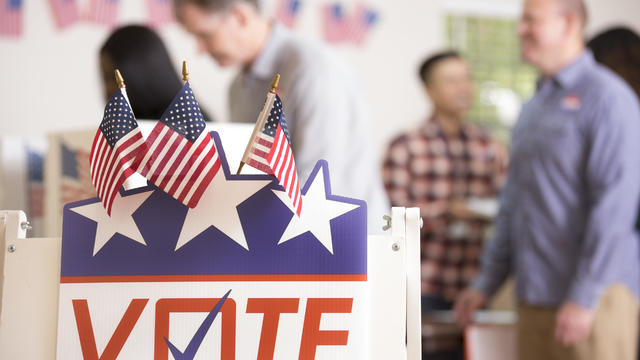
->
568;92;640;308
471;175;514;297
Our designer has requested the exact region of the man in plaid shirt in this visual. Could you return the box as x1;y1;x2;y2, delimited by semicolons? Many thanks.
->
383;51;508;310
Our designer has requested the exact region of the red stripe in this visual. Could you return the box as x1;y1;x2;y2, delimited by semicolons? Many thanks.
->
246;159;272;174
167;135;210;197
97;133;137;199
97;129;142;197
186;158;221;208
275;135;288;180
60;274;367;283
99;132;143;203
257;137;273;148
142;129;173;176
267;127;282;163
89;128;101;165
96;147;116;198
91;137;109;184
158;141;192;189
149;135;182;183
139;123;166;175
282;147;295;196
177;141;216;203
251;147;270;159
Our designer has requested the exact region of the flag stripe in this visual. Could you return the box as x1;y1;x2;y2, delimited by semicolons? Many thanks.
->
172;134;213;199
186;158;221;208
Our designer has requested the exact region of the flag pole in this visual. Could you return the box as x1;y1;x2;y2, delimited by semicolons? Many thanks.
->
116;69;137;191
237;74;280;175
182;60;189;82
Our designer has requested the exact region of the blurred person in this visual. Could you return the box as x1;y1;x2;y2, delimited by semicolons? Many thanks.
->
172;0;389;232
454;0;640;359
588;27;640;98
382;51;507;312
100;24;212;121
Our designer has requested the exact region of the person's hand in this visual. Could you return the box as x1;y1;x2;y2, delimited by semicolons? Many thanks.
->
554;302;595;346
454;288;487;326
448;200;475;220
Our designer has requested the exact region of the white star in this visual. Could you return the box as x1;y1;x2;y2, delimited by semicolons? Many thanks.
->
273;167;359;254
69;190;153;256
175;171;272;251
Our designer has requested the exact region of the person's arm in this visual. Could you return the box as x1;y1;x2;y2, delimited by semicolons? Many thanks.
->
567;94;640;309
470;174;514;297
454;174;514;325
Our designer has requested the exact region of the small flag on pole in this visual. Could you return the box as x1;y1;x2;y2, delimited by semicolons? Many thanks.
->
239;75;302;216
135;78;220;209
89;87;145;215
0;0;23;37
146;0;174;28
86;0;119;26
48;0;80;29
275;0;301;29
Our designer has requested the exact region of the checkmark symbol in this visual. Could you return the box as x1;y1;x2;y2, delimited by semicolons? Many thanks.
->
164;289;232;360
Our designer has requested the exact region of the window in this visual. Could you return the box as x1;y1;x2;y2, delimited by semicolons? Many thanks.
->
446;14;538;141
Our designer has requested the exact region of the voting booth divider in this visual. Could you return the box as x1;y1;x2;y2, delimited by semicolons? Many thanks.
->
0;130;423;359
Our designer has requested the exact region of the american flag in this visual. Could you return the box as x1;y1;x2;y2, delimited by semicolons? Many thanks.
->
146;0;174;28
320;3;348;43
27;150;45;218
86;0;119;26
135;82;220;209
242;93;302;216
348;3;378;45
0;0;22;37
48;0;80;29
90;89;145;215
61;143;96;205
275;0;301;29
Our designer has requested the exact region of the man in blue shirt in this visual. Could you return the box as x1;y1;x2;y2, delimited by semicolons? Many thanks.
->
454;0;640;358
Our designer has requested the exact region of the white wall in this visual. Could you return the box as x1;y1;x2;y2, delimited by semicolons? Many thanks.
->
0;0;638;160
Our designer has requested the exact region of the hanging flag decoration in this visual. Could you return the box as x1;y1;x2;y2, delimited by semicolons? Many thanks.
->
348;3;378;45
275;0;301;29
89;71;145;215
86;0;119;27
135;62;221;209
146;0;174;28
238;74;303;216
319;2;379;45
0;0;23;37
48;0;80;29
320;3;347;43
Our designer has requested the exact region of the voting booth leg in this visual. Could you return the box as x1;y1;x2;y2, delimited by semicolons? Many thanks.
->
368;207;422;360
0;210;61;360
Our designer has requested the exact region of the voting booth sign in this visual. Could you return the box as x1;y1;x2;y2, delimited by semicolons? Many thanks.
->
56;132;369;359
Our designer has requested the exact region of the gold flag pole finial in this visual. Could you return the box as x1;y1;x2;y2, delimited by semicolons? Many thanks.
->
115;69;125;88
182;61;189;82
269;74;280;93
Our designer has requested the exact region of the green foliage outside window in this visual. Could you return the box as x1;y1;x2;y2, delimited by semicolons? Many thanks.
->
446;15;538;142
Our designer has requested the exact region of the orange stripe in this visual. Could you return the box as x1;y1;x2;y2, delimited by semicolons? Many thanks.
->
60;274;367;283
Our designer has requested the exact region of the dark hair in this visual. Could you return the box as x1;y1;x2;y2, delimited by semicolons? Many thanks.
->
418;51;461;85
100;25;211;121
173;0;259;15
588;27;640;98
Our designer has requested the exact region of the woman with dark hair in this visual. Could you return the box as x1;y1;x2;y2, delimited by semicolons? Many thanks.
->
100;24;212;121
587;27;640;98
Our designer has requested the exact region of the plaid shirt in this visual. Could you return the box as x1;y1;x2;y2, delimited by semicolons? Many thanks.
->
383;118;508;300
